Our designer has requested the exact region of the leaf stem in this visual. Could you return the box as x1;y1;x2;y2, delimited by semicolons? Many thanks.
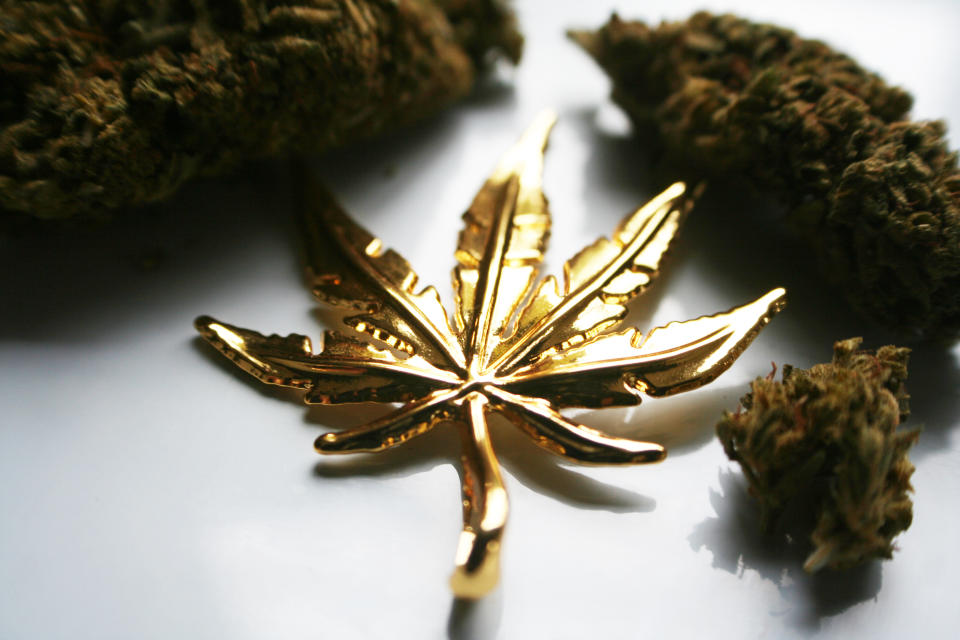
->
449;393;508;599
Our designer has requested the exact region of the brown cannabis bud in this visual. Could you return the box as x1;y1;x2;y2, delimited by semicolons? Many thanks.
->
572;13;960;338
716;338;919;572
0;0;521;220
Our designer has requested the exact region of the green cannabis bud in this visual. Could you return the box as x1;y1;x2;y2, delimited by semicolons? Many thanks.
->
0;0;521;220
572;13;960;338
716;338;919;572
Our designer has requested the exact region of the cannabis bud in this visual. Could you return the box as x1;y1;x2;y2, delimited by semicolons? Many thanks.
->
0;0;521;221
572;12;960;338
716;338;918;572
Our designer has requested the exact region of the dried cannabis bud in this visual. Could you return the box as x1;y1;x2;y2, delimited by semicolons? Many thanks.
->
0;0;521;220
572;13;960;338
716;338;919;572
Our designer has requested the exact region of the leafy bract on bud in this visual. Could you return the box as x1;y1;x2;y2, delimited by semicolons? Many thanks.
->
717;338;918;572
572;12;960;338
0;0;521;221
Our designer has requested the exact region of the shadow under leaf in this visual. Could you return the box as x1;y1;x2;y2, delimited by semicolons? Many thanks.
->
304;407;659;514
488;415;657;513
312;420;460;479
577;383;743;457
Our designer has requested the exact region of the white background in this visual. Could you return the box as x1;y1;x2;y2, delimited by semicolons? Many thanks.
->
2;1;959;638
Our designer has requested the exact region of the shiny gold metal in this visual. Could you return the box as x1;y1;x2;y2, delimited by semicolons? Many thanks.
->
195;110;786;598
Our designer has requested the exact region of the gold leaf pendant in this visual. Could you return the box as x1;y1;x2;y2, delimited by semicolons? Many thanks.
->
196;111;786;598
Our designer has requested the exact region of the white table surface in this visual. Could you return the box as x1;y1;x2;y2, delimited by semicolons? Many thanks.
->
3;1;959;638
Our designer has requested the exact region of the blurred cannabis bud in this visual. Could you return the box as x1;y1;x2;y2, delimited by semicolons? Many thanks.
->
716;338;918;572
0;0;521;220
572;12;960;338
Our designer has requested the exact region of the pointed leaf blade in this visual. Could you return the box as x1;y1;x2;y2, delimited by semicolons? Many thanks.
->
453;110;554;372
487;387;665;463
315;387;459;453
634;288;787;396
495;182;688;373
502;288;787;406
300;177;466;372
195;316;458;404
195;316;315;389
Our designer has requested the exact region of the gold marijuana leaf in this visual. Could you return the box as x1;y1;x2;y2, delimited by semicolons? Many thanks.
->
195;111;786;598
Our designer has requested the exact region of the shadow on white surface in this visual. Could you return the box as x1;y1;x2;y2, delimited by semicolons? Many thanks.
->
301;411;658;513
309;421;458;479
490;416;657;513
578;384;742;456
690;470;884;632
904;343;960;459
0;158;297;343
562;104;680;335
447;591;504;640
